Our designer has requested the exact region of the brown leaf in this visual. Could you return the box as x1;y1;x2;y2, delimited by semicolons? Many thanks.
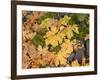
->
32;23;40;32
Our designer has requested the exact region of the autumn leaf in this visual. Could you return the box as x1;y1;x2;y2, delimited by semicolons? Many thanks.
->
22;11;89;68
56;31;66;44
63;24;79;39
65;27;74;39
40;18;51;29
54;50;67;66
54;39;73;66
61;39;73;54
44;26;59;47
72;24;79;34
59;15;71;25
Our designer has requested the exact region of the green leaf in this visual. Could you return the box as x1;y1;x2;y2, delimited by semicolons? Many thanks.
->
69;13;88;24
32;34;45;46
37;12;58;24
46;12;57;18
76;14;87;22
51;45;61;53
37;28;48;36
40;18;51;28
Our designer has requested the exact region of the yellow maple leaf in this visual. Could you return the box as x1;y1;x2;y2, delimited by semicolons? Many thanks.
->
40;18;51;29
44;26;59;47
72;24;79;34
65;27;74;39
56;31;65;44
61;39;73;54
54;39;73;66
59;15;71;25
54;50;67;66
63;24;79;39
